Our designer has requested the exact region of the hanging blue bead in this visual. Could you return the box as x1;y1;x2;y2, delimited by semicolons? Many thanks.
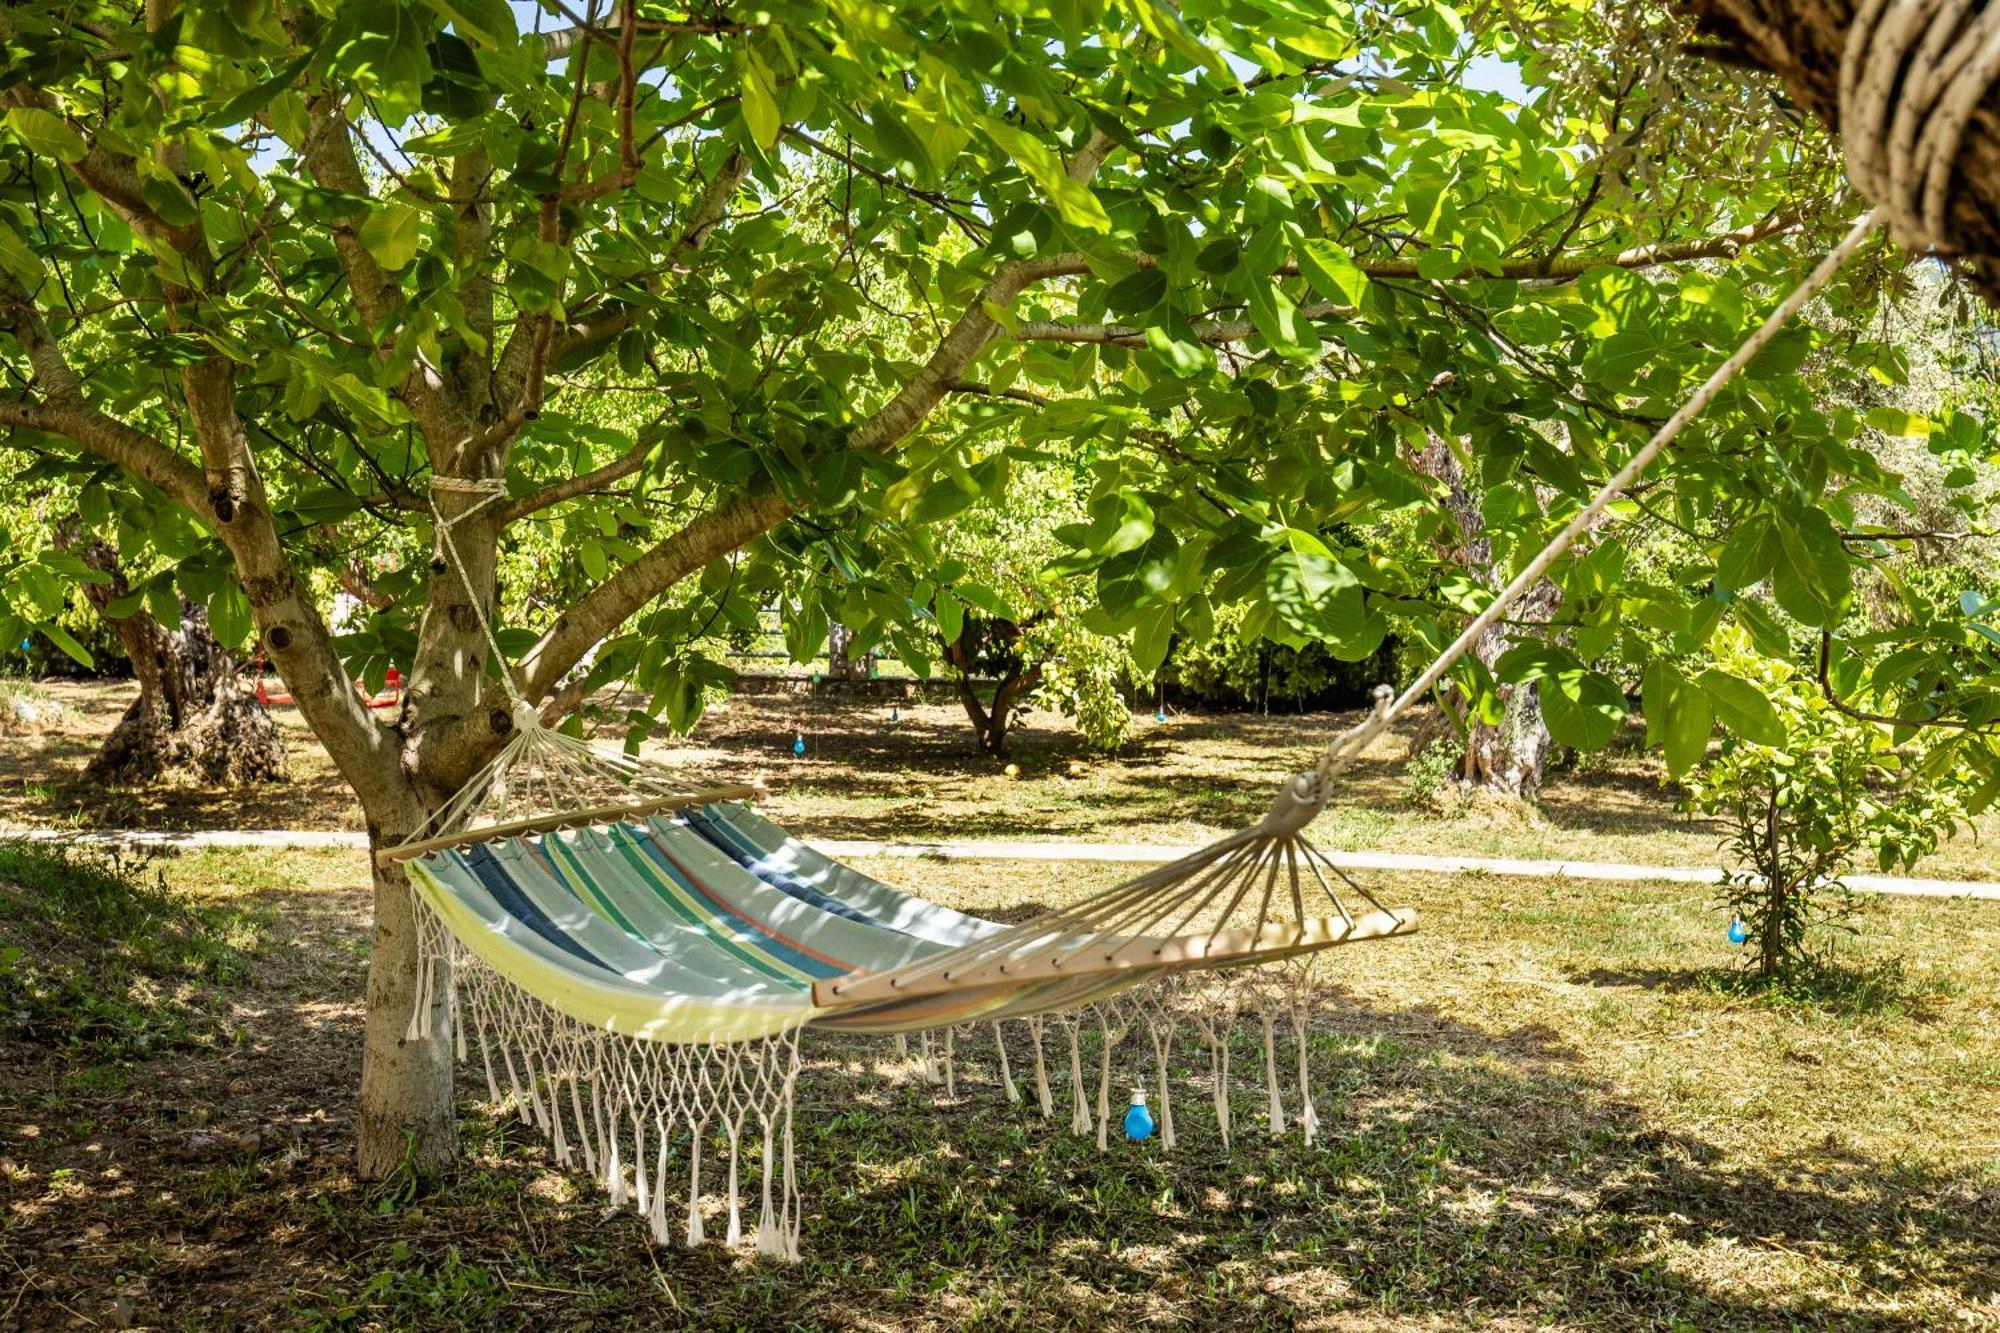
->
1155;707;1167;723
792;734;806;757
1727;916;1747;945
1123;1087;1155;1141
889;706;899;722
18;638;30;652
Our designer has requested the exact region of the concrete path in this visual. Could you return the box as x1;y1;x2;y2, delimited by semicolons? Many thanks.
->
12;825;1999;901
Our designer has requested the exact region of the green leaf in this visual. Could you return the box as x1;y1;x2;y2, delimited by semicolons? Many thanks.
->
1540;667;1625;752
934;588;964;644
1698;668;1786;746
1643;660;1713;778
0;221;41;289
1264;542;1366;647
208;584;253;650
579;538;608;582
1143;324;1213;377
1131;603;1175;675
1296;238;1368;307
1771;510;1851;628
1099;530;1179;617
740;48;781;149
1247;280;1316;360
423;0;516;47
1864;407;1933;437
5;107;87;163
1716;519;1777;592
359;204;422;271
981;118;1112;232
38;622;93;668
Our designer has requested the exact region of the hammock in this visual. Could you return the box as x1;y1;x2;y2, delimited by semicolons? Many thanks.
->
392;195;1887;1259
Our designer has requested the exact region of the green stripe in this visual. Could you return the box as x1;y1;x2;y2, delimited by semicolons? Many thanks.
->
535;833;647;941
599;825;804;985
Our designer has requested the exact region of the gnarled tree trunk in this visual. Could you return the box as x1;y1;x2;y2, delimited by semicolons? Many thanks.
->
1414;436;1559;802
64;536;287;786
943;618;1043;756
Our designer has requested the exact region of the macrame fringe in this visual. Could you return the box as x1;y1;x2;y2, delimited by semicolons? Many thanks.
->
426;894;806;1263
414;888;1349;1267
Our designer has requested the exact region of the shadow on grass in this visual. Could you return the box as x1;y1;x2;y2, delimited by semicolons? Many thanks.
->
1567;954;1958;1022
5;935;1994;1331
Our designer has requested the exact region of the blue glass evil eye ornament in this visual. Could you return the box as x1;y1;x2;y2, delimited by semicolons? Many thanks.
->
1123;1087;1155;1142
1155;706;1168;723
1727;916;1747;945
792;733;806;757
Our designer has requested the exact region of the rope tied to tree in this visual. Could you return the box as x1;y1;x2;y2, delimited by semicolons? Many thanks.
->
426;474;534;725
1841;0;2000;254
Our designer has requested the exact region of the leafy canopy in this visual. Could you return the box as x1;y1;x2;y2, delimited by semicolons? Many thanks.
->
0;0;1995;799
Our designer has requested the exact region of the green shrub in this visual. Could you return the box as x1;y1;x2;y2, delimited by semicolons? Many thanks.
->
1165;602;1394;710
0;841;260;1056
1680;650;1968;979
1404;734;1462;812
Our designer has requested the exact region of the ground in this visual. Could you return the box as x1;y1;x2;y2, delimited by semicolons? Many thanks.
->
6;678;1997;875
1;682;1997;1329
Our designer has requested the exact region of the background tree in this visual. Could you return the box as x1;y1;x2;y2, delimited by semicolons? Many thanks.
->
4;0;1999;1181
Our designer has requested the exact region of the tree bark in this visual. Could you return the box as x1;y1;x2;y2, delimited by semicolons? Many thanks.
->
62;535;287;787
356;845;456;1178
1415;437;1559;802
1683;0;2000;305
943;620;1043;755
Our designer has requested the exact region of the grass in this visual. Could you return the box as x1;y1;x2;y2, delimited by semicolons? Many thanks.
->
1;848;1996;1329
0;840;264;1057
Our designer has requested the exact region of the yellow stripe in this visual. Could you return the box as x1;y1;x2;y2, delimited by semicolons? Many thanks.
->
409;861;811;1044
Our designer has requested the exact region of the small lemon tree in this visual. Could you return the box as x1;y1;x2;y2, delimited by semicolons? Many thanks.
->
1680;648;1970;977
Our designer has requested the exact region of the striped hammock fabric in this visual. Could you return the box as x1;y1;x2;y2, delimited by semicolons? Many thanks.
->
401;801;1185;1259
407;802;1164;1041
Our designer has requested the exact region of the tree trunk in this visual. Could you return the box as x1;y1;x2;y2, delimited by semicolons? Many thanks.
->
63;536;287;786
356;842;457;1178
826;621;868;682
1414;437;1559;802
943;620;1042;755
1684;0;2000;307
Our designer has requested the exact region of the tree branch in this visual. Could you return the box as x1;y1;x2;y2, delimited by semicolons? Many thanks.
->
520;149;753;378
946;379;1053;407
535;16;750;61
497;435;659;523
520;485;792;701
1816;630;1993;734
516;133;1122;700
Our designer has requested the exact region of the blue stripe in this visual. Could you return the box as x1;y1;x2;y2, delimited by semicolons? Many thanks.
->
455;843;608;969
680;807;893;930
621;824;846;981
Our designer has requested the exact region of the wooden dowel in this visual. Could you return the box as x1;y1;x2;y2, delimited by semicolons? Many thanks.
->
374;784;758;865
812;908;1417;1008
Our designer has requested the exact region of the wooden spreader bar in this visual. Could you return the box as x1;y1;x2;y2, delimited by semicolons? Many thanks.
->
812;906;1417;1008
376;784;758;866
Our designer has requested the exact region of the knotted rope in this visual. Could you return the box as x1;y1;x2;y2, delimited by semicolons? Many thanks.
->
428;474;536;727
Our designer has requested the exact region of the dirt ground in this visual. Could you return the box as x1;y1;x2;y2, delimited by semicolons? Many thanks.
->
5;677;1996;877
